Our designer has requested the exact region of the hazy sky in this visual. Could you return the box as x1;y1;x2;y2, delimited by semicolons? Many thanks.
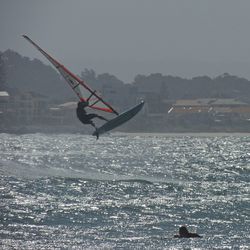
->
1;0;250;82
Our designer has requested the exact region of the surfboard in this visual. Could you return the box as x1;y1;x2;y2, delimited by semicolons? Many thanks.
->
93;101;144;136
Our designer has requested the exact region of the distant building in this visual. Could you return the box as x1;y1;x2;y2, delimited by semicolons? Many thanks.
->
47;102;78;125
0;91;10;127
170;98;250;117
11;91;48;124
0;91;10;111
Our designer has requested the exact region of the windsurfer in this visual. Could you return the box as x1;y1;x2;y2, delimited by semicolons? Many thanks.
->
23;35;144;139
174;226;202;238
76;101;108;139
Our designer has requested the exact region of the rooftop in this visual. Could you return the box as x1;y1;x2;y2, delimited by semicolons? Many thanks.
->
174;98;247;107
0;91;9;97
58;102;77;109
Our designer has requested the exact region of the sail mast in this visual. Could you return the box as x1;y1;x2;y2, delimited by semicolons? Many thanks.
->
22;35;119;115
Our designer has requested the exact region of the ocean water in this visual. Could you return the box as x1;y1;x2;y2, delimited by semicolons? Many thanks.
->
0;133;249;249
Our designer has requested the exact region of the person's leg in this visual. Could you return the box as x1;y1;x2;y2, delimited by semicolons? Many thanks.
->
87;113;109;122
96;115;109;122
89;121;97;129
89;120;99;140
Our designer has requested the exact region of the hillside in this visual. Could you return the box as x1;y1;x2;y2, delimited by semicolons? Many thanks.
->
2;49;250;105
2;50;74;101
133;73;250;103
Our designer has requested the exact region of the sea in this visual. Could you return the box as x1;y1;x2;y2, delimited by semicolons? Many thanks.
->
0;133;249;249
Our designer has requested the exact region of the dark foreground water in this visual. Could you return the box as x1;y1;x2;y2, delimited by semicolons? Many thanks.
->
0;133;249;249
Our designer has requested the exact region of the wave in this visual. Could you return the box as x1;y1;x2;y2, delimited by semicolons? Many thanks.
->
0;158;184;189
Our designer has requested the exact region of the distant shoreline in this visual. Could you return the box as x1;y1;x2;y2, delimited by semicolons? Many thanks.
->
2;126;250;137
113;132;250;137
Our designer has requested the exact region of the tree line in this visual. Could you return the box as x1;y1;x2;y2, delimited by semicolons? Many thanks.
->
2;49;250;104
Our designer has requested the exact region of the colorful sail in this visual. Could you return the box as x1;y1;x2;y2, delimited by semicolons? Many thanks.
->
22;35;119;115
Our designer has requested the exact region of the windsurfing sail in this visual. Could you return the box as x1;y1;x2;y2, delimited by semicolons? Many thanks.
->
22;35;119;115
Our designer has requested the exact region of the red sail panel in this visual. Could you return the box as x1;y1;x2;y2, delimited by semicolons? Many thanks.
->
22;35;119;115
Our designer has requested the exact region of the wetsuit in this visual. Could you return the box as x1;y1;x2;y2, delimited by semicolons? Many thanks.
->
76;101;108;138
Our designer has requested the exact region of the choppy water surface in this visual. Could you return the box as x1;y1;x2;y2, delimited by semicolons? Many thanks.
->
0;133;249;249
